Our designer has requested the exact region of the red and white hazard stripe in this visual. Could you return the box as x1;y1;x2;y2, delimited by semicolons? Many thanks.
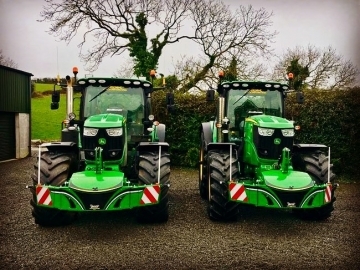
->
229;182;248;202
140;185;160;205
36;186;52;206
324;184;332;203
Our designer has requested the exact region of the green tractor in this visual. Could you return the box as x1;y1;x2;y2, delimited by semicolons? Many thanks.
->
28;68;174;226
199;72;337;221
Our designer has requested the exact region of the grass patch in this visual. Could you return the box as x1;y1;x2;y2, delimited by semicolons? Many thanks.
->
32;95;64;141
32;94;80;141
32;83;66;98
35;83;61;93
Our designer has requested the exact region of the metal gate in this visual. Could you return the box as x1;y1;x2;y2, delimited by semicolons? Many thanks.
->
0;112;15;161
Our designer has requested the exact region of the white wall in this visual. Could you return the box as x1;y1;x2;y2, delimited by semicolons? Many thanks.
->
15;113;30;158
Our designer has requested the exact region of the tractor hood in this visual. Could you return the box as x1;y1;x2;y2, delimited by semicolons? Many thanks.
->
261;170;314;191
250;115;293;129
84;114;125;128
68;171;124;192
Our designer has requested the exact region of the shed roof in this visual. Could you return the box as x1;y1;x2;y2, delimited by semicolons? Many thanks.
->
0;65;33;76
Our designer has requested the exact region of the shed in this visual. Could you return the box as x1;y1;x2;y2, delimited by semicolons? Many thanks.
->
0;65;33;161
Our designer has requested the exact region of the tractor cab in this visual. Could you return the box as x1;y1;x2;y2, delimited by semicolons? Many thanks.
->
208;81;290;144
226;85;285;140
53;77;157;148
81;82;148;142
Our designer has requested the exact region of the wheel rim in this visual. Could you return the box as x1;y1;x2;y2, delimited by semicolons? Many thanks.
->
207;158;211;201
199;146;204;182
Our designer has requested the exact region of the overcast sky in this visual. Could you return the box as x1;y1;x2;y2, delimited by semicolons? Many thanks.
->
0;0;359;81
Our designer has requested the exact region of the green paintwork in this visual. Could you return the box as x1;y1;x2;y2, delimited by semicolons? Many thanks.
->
77;126;82;148
279;147;290;173
261;170;314;190
39;183;159;212
84;113;124;128
249;115;293;129
232;183;328;209
69;170;124;191
243;120;261;165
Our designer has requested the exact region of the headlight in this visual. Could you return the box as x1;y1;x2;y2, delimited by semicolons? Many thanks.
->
281;129;295;137
258;127;274;136
106;128;123;136
83;127;98;136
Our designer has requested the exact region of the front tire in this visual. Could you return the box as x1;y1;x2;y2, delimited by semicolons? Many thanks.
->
31;151;77;226
207;151;240;221
292;151;336;220
136;151;170;223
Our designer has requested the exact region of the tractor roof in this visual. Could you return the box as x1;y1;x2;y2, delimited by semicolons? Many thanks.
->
221;81;289;92
77;77;153;89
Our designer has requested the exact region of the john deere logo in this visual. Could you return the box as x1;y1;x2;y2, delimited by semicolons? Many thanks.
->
98;138;106;145
274;138;281;145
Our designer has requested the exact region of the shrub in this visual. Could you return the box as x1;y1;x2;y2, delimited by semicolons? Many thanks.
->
152;90;216;166
285;87;360;178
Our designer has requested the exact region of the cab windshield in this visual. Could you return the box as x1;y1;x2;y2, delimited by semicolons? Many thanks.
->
83;86;144;124
227;89;283;129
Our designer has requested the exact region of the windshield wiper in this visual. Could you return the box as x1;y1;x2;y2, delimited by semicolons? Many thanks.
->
89;85;111;102
233;89;251;105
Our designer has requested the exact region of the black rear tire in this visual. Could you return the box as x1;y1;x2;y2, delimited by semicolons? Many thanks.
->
136;151;170;223
31;151;77;226
207;151;240;221
292;151;336;220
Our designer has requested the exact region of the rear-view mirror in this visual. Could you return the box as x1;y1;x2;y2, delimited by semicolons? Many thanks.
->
296;92;304;104
52;91;60;103
166;92;174;105
166;93;175;113
206;90;215;101
51;102;59;110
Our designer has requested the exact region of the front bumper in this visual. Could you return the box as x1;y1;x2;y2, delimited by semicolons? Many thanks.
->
31;183;164;211
229;182;337;209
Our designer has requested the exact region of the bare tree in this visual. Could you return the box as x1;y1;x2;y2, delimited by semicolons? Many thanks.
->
173;55;216;91
272;45;359;89
115;57;136;78
40;0;276;86
173;53;269;92
40;0;194;76
0;50;18;68
178;1;275;91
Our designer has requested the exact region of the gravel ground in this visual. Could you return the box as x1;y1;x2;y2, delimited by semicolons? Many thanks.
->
0;152;359;269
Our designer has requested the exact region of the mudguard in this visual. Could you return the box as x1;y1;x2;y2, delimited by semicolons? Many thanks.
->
41;141;78;153
138;142;169;152
207;142;237;153
293;143;328;154
156;124;166;142
201;122;213;150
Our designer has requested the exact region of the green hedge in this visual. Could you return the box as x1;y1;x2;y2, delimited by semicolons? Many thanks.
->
284;88;360;179
152;88;360;180
152;91;216;166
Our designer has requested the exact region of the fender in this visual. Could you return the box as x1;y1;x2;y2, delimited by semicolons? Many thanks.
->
41;141;78;154
137;142;169;153
156;124;166;142
293;143;328;154
201;122;213;150
207;142;237;153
